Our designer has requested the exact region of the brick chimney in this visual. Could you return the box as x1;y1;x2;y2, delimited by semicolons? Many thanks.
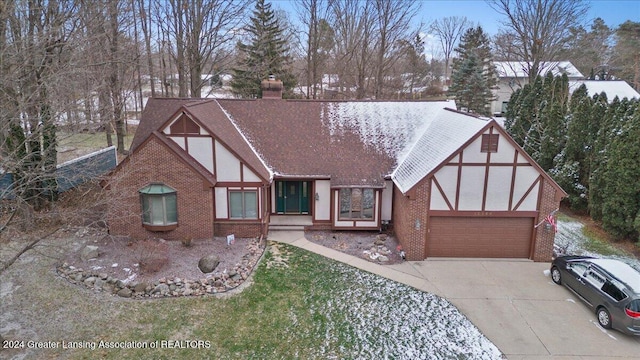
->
261;75;283;99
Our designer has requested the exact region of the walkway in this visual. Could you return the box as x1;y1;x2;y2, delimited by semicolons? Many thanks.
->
269;231;640;360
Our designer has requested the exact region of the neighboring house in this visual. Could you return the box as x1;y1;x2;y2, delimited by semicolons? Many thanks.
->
492;61;583;116
0;146;117;199
569;80;640;102
106;79;566;261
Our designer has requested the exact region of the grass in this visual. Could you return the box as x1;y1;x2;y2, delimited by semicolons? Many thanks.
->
557;211;634;258
24;242;498;359
57;131;135;163
581;226;630;257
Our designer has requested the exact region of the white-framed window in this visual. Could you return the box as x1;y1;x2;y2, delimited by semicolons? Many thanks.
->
139;184;178;227
229;191;258;219
339;188;375;220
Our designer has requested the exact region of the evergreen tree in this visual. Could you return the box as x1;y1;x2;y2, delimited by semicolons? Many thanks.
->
553;84;591;210
538;73;568;171
589;96;623;220
601;101;640;239
448;26;496;116
231;0;297;98
505;75;541;152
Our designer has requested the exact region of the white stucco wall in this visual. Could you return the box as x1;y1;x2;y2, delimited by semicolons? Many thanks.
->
314;180;331;221
169;136;186;150
381;180;393;221
242;164;260;182
215;140;241;181
215;187;228;218
188;137;214;174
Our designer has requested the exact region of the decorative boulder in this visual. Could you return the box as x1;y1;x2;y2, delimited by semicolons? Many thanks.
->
80;245;100;261
198;254;220;274
117;288;132;298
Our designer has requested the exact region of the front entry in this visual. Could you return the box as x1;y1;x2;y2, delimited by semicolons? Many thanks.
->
276;181;310;214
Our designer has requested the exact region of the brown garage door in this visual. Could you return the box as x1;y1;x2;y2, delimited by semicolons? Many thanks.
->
426;217;533;258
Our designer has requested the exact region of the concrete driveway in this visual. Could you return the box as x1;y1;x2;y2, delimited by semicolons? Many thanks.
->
389;259;640;359
271;231;640;359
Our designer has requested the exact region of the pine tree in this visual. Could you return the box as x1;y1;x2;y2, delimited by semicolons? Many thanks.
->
589;96;623;220
448;26;496;116
601;101;640;239
231;0;297;98
552;84;591;210
538;73;568;171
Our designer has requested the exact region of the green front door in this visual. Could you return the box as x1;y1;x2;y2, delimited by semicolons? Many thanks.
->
276;181;310;214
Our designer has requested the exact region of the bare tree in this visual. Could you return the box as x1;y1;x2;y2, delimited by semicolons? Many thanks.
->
295;0;334;99
487;0;589;82
429;16;471;86
156;0;247;98
136;0;156;97
372;0;421;98
328;0;376;99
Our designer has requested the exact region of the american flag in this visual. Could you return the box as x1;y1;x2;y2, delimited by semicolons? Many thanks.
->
545;214;557;233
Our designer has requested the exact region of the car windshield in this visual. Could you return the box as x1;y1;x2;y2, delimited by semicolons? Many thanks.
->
628;300;640;313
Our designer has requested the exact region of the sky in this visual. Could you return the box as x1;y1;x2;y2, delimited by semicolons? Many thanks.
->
415;0;638;34
272;0;638;59
273;0;639;35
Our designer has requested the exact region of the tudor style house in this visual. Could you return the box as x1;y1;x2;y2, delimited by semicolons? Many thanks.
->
106;79;566;261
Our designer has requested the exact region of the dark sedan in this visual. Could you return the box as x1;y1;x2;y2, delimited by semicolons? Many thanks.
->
550;255;640;336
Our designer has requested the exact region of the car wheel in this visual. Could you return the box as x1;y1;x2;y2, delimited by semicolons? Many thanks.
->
597;307;612;329
551;266;562;285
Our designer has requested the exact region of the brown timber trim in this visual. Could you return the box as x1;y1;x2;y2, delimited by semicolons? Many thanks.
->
512;175;542;211
509;148;518;211
216;182;264;187
455;151;463;210
443;162;533;167
481;126;493;211
428;210;538;217
432;176;454;210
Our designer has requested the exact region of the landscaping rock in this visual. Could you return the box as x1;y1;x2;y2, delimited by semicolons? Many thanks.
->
117;288;132;298
153;284;169;294
198;254;220;273
94;279;105;289
83;277;96;286
134;282;147;293
80;245;99;261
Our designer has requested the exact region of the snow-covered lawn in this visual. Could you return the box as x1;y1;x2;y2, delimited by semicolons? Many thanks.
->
555;217;640;271
307;262;502;359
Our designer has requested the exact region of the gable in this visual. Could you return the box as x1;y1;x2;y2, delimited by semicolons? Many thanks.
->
427;122;565;212
392;108;487;194
110;132;215;189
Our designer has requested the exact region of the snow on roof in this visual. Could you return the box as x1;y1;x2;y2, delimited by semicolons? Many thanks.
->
569;80;640;101
321;100;454;162
590;258;640;293
495;61;583;79
392;109;489;193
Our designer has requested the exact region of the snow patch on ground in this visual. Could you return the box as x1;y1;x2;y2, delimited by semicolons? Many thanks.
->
307;263;502;359
555;220;640;271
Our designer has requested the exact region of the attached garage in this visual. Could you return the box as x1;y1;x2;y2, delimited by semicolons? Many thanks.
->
426;217;534;258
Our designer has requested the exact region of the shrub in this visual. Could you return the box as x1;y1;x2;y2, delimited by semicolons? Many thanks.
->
130;239;169;273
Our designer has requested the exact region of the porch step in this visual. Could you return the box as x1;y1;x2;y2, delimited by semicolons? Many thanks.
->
268;225;306;231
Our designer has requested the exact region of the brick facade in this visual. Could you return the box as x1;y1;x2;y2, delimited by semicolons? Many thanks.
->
107;137;214;241
214;222;262;238
392;177;431;261
532;179;561;262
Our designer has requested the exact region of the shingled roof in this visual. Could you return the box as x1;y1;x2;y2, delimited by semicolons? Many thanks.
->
132;98;500;191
